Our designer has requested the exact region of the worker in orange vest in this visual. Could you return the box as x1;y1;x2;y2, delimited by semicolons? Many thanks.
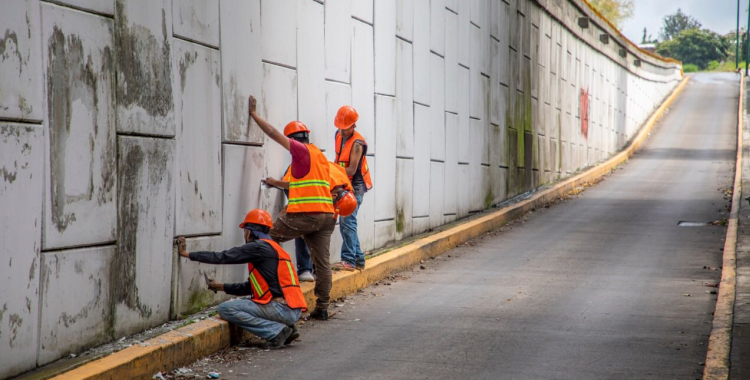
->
249;95;335;320
176;209;306;349
332;106;373;271
265;158;359;282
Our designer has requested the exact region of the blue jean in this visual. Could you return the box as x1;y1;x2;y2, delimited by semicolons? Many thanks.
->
217;299;301;340
340;194;365;267
295;237;312;273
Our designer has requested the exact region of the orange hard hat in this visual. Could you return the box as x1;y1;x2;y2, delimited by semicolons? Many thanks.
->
283;121;310;137
334;191;357;217
239;209;274;229
334;106;359;129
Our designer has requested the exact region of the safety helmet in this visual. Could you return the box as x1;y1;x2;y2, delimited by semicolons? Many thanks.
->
283;121;310;137
239;209;274;229
334;106;359;129
333;190;357;217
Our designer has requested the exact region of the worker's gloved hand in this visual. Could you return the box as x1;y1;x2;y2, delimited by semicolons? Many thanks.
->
176;237;188;258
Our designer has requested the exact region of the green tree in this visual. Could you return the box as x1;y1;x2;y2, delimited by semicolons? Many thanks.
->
660;8;701;41
588;0;635;29
656;28;729;69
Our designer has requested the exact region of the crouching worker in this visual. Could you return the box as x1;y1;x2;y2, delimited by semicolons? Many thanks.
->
176;209;307;349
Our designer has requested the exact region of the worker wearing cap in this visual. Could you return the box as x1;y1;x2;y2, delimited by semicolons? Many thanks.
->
249;95;335;320
176;209;306;349
332;106;373;271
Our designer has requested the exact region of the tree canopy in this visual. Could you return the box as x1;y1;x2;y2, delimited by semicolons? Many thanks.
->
588;0;635;29
659;8;702;41
656;28;730;69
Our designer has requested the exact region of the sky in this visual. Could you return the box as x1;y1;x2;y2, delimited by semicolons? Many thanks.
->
621;0;749;43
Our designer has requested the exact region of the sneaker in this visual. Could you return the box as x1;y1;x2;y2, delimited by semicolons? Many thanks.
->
309;308;328;321
332;261;356;271
284;324;300;345
355;264;365;271
265;326;293;349
298;271;315;282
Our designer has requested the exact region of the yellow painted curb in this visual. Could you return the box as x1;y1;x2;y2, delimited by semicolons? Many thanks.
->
51;77;689;380
703;75;744;380
51;318;231;380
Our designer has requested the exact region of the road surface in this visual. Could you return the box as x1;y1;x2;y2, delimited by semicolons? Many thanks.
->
172;73;738;380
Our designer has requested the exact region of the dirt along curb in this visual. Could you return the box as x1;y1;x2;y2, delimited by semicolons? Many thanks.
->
51;76;689;380
703;75;744;380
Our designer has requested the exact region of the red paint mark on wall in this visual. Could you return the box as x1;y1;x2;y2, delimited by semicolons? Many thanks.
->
580;89;589;139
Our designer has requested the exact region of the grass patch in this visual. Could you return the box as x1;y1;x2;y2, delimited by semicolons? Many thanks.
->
702;60;748;72
683;63;699;73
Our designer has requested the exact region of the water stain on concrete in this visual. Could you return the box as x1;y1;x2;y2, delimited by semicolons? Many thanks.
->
224;76;250;141
0;166;17;183
179;50;198;93
0;303;7;339
113;141;171;320
28;256;37;283
46;25;115;233
0;29;24;75
59;275;102;328
115;2;173;120
113;144;148;319
8;313;22;348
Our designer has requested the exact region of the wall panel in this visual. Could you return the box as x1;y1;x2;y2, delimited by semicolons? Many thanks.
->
220;0;263;143
0;124;43;378
0;0;43;121
174;40;222;236
173;0;219;47
42;4;117;249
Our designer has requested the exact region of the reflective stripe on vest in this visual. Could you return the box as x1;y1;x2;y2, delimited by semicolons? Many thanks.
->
287;144;335;213
284;162;351;193
245;240;308;311
334;130;373;190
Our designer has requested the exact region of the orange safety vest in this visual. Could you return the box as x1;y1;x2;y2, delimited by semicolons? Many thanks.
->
247;239;308;311
286;144;334;214
334;130;373;190
283;162;352;192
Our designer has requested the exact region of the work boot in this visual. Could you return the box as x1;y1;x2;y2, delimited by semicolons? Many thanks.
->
265;326;293;349
298;271;315;282
284;324;300;345
332;261;356;271
309;308;328;321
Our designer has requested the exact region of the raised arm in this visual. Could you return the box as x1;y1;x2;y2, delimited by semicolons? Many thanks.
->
248;95;290;151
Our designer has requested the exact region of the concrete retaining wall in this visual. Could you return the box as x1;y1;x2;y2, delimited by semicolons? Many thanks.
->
0;0;680;377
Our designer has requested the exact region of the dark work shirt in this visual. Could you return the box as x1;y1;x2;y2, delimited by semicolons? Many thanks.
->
189;240;282;298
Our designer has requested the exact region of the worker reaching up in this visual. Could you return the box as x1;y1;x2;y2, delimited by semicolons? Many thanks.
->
332;106;373;271
176;209;306;349
249;95;335;320
265;157;359;282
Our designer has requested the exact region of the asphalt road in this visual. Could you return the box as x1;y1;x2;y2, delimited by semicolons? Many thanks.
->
174;73;738;380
